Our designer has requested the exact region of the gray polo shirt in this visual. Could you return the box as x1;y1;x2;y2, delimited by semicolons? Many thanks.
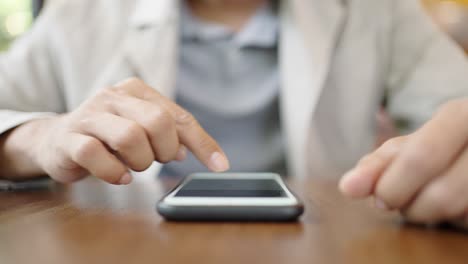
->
160;1;287;177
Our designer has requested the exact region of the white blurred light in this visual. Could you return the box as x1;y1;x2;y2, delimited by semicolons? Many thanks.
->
4;12;30;37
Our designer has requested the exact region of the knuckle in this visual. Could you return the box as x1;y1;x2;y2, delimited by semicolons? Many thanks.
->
175;111;197;127
154;141;179;163
74;138;102;163
154;143;179;165
96;87;116;98
381;136;406;152
425;184;459;218
374;189;398;210
132;160;154;172
154;145;179;165
114;123;144;151
100;169;126;184
358;153;381;167
197;134;217;153
156;154;174;164
437;101;455;114
76;116;94;130
375;183;407;210
126;77;144;86
400;144;436;174
115;77;143;88
92;88;117;107
123;77;146;91
357;153;372;164
438;99;468;117
145;108;174;131
112;77;145;93
144;111;177;161
157;110;174;128
375;136;406;162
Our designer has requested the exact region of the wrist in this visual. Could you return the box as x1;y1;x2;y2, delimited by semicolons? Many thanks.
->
0;117;56;180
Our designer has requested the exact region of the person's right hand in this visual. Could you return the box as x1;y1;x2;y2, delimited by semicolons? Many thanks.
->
26;78;230;184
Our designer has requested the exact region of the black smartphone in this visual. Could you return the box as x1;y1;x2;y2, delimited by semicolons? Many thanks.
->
157;172;304;221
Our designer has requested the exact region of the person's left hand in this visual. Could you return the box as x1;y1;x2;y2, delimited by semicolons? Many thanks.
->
339;99;468;228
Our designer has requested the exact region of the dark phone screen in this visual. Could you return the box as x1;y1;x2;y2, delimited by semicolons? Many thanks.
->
175;179;287;197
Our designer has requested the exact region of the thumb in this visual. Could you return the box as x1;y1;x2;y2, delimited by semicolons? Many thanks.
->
339;136;407;198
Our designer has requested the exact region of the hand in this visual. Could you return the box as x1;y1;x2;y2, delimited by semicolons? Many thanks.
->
2;78;229;185
339;99;468;226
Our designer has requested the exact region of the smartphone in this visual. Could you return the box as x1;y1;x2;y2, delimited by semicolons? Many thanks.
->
157;172;304;221
0;177;54;191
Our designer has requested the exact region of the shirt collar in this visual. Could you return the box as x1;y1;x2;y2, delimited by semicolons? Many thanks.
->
180;1;279;48
130;0;179;29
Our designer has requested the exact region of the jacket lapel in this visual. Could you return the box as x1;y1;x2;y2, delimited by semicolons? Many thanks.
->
125;0;179;98
280;0;345;178
91;0;179;99
95;0;180;180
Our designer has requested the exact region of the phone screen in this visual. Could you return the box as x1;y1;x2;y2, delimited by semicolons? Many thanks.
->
174;178;287;198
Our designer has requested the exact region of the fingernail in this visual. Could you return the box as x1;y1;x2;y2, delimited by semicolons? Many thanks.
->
338;170;354;193
341;169;356;183
374;198;389;210
119;172;133;185
208;152;230;172
339;169;367;197
175;146;187;161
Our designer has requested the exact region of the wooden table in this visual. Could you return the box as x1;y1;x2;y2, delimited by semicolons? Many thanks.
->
0;176;467;264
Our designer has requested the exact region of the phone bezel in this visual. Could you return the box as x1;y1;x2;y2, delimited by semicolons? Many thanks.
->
161;173;299;207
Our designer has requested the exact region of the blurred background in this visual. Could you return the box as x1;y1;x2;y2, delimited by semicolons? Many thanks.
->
424;0;468;52
0;0;468;52
0;0;33;51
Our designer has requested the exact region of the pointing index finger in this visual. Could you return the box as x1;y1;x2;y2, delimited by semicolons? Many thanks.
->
168;101;230;172
114;78;230;172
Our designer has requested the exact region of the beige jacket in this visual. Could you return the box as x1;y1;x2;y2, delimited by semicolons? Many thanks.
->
1;0;467;179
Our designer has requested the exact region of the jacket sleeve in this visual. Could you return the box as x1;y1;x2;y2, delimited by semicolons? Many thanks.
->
386;0;468;133
0;3;67;134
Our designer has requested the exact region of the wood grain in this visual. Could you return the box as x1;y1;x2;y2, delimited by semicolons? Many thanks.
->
0;177;467;264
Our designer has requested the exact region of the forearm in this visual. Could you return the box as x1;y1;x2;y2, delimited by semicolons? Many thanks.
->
0;119;49;180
